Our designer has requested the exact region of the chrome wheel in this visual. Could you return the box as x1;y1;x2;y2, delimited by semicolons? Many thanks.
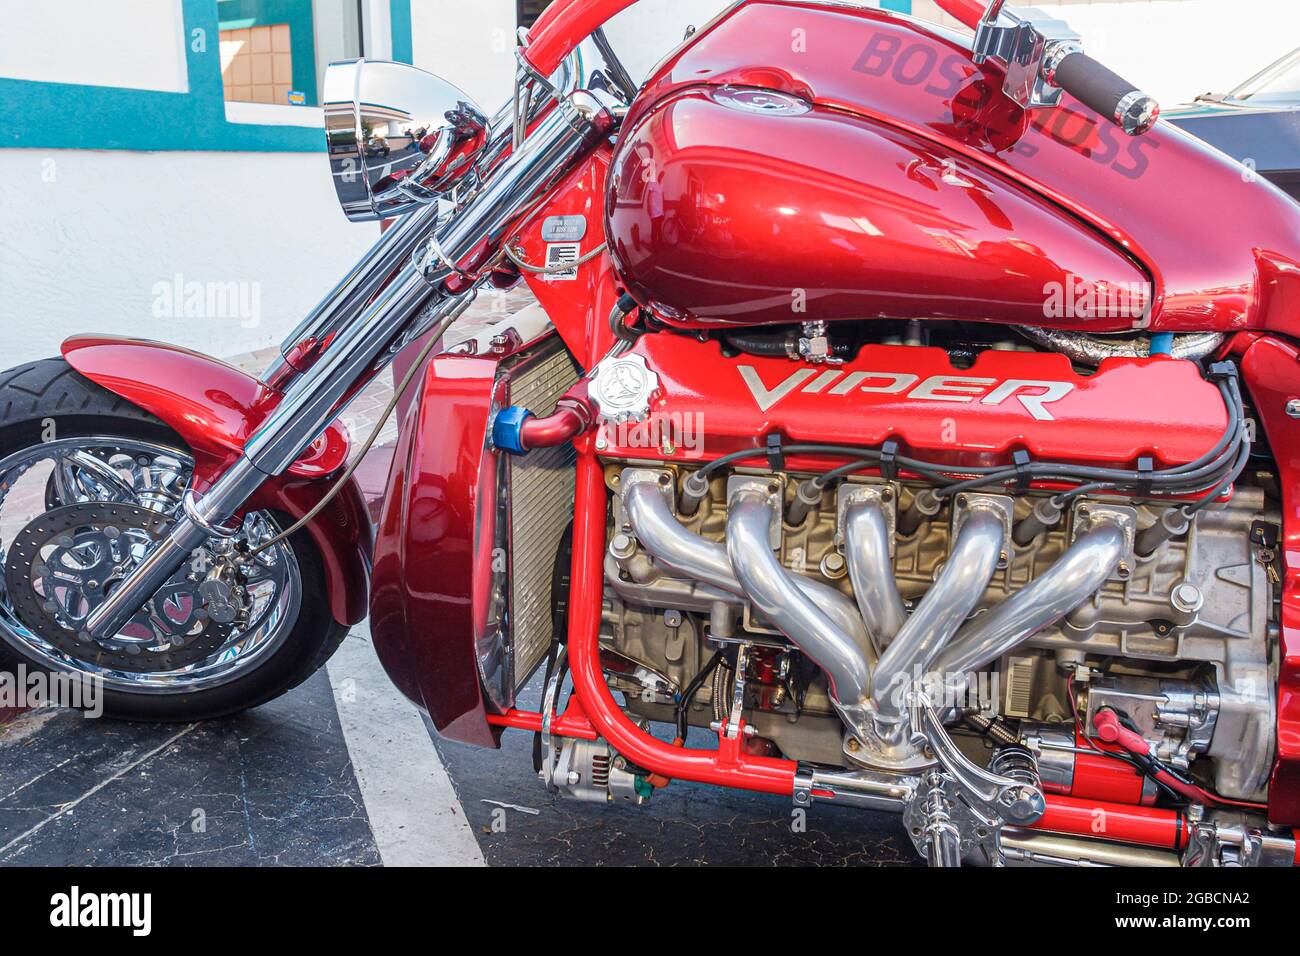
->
0;437;302;694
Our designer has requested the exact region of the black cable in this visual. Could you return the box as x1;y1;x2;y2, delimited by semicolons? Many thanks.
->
675;648;725;741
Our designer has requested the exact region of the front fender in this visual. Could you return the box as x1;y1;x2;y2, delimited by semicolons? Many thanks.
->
62;335;373;626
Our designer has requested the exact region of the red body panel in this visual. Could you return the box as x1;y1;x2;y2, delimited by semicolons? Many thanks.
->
368;350;501;747
597;335;1228;474
608;2;1300;334
608;87;1151;328
1235;335;1300;826
515;146;621;361
62;336;373;626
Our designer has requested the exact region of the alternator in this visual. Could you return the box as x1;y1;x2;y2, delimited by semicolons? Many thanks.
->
541;735;651;806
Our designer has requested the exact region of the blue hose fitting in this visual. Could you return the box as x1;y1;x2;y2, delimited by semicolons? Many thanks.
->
491;406;534;455
1149;332;1175;356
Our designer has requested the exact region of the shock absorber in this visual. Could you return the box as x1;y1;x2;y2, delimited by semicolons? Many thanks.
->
990;745;1045;823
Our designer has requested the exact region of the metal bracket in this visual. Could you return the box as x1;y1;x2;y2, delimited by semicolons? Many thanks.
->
725;643;750;739
911;694;1046;827
539;644;568;794
1071;501;1137;581
971;2;1081;110
615;467;675;531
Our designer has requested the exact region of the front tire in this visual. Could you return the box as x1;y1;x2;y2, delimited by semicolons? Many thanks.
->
0;358;348;721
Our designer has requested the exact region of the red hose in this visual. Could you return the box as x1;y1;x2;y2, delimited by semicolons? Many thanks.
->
519;405;588;450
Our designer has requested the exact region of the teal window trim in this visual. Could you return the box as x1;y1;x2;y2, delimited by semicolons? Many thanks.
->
0;0;322;152
879;0;913;12
390;0;414;65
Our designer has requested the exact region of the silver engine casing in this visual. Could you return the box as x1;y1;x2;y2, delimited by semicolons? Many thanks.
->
603;472;1278;801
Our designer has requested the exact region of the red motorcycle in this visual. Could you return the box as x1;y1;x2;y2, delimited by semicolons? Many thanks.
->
2;0;1299;867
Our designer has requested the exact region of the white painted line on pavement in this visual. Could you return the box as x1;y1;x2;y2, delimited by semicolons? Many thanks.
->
327;624;485;867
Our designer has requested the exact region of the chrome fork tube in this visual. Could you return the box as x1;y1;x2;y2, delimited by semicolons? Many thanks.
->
263;203;443;385
870;508;1004;735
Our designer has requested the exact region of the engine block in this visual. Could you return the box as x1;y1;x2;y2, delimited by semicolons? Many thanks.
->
604;472;1276;799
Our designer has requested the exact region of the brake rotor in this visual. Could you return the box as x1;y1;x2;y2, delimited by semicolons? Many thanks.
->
3;502;236;673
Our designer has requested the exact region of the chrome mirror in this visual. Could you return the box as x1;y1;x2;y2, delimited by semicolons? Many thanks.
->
324;59;489;222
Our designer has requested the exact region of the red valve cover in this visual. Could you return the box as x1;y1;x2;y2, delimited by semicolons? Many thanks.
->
597;334;1228;475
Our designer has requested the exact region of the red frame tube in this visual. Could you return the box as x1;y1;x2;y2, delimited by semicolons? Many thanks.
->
564;441;797;795
522;0;641;76
1031;795;1189;851
487;705;599;741
933;0;986;29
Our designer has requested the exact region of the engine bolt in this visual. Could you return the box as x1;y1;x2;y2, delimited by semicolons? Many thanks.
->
820;552;847;579
609;533;637;559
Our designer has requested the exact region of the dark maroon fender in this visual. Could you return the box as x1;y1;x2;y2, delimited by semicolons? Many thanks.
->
369;348;501;747
61;335;373;626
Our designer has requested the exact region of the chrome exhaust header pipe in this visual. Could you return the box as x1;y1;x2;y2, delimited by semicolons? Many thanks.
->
869;505;1004;736
934;519;1126;680
843;498;907;651
726;485;873;719
621;474;873;661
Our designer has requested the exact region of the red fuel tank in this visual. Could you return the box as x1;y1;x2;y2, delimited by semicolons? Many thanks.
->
604;1;1300;335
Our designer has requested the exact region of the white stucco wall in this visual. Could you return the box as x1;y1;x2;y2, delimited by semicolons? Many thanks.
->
0;0;188;92
411;0;519;110
0;150;378;369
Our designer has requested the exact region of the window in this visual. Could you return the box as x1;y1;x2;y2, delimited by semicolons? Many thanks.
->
221;23;294;105
517;1;548;29
217;0;349;107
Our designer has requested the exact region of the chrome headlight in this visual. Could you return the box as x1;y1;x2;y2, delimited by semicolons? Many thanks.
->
324;58;488;222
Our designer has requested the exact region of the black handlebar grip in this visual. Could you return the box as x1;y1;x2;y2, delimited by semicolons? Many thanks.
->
1052;50;1160;136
